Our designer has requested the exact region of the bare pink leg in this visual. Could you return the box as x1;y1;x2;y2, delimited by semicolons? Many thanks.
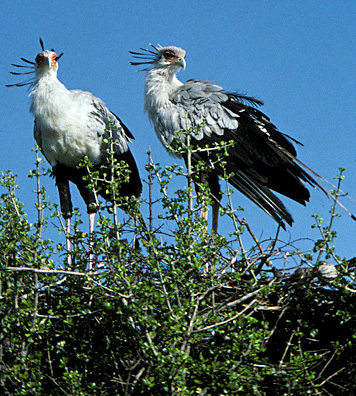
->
65;218;72;266
200;208;209;274
88;212;96;270
201;208;209;235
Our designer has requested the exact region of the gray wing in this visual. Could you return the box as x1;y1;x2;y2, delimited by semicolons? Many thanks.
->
154;79;239;147
71;90;133;155
155;79;324;227
33;120;51;164
33;119;42;149
159;78;299;162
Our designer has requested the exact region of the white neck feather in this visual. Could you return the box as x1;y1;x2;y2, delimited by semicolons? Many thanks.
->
30;70;69;121
144;67;182;120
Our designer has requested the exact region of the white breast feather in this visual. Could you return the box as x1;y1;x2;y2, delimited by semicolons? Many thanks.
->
144;68;183;151
30;76;104;167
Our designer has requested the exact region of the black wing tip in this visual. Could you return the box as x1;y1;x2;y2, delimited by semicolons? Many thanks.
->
273;214;292;230
282;214;294;229
280;221;287;231
227;92;264;107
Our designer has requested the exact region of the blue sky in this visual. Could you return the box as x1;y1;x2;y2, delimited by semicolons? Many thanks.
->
1;1;356;263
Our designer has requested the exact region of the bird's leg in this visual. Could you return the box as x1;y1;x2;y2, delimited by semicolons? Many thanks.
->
88;212;96;271
74;173;98;271
200;205;209;275
209;177;222;273
200;203;219;275
200;208;209;235
212;202;219;234
65;217;72;266
55;167;73;268
201;201;220;274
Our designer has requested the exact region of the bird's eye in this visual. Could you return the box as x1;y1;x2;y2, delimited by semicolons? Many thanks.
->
35;53;44;63
164;51;176;59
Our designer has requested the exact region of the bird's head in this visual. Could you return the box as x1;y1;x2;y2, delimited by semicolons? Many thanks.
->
6;38;63;88
130;45;186;72
35;38;63;75
35;50;62;72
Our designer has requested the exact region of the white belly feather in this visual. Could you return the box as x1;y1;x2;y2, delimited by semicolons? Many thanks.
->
37;116;102;168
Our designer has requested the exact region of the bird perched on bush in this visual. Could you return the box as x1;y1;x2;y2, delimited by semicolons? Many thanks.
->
130;44;326;231
8;39;142;268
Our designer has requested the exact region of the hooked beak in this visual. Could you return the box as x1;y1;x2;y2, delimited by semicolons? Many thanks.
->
177;57;186;70
51;54;59;68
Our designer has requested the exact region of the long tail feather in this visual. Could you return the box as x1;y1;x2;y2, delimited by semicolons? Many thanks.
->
273;141;356;221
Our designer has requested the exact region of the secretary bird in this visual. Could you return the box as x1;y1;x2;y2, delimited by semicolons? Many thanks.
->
130;44;329;232
8;39;142;269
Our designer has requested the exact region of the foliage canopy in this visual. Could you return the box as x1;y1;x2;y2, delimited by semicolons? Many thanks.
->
0;134;355;395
